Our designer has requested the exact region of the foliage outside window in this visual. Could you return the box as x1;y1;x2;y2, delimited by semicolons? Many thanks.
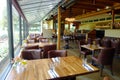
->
29;22;41;34
12;5;20;49
0;0;10;76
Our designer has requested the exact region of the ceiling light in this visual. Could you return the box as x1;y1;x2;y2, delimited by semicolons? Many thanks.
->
97;8;100;11
105;6;110;9
65;18;75;22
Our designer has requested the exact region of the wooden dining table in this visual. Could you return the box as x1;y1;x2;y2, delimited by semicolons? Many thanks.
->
23;42;56;48
6;56;99;80
81;44;103;56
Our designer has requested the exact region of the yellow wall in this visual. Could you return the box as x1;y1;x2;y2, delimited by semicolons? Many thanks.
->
47;20;53;29
105;29;120;38
79;23;96;30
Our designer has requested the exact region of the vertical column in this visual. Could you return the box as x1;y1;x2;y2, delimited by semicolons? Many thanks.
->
26;23;29;37
57;6;61;50
111;9;115;29
19;15;22;45
68;22;70;30
23;20;25;39
7;0;14;58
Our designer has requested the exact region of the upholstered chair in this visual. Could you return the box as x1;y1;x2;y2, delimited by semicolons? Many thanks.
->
24;45;39;49
43;44;57;58
48;50;67;58
78;40;92;58
111;39;120;56
39;38;49;43
95;38;101;46
103;76;110;80
21;49;42;60
101;39;111;48
87;38;92;44
92;48;115;76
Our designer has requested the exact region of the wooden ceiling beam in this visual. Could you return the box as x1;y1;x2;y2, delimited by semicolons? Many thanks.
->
72;6;97;11
75;9;111;20
76;0;114;6
76;2;106;8
75;4;120;20
110;0;120;3
75;3;104;9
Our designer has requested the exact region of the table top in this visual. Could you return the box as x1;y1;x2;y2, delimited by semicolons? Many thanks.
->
23;42;56;48
6;56;99;80
81;45;103;51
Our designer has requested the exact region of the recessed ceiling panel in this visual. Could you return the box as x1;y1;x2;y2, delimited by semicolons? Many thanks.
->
17;0;62;23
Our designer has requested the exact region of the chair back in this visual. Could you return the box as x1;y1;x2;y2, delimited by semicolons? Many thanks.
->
78;40;86;52
21;49;42;60
48;50;67;58
95;38;101;46
39;38;49;43
87;38;92;44
112;40;120;54
101;39;111;48
98;48;115;65
43;44;57;58
24;45;39;49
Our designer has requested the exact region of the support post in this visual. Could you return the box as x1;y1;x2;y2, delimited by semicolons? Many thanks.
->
7;0;14;58
19;15;22;45
111;9;115;29
57;6;61;50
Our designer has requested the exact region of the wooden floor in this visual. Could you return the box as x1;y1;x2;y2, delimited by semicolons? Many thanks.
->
56;39;120;80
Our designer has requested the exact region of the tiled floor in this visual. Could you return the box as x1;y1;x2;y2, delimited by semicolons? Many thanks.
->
59;40;120;80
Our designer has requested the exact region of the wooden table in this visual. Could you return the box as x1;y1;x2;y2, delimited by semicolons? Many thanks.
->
6;56;99;80
81;45;103;56
23;42;56;48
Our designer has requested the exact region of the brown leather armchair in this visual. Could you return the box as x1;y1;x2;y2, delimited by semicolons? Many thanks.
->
43;44;57;58
92;48;115;76
101;39;111;48
78;40;92;58
21;49;42;60
24;45;39;49
103;76;110;80
110;39;120;56
39;38;48;43
48;50;67;58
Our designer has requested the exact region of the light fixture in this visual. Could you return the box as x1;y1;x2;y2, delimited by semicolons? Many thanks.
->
105;6;110;9
97;8;100;11
65;17;75;22
65;7;75;22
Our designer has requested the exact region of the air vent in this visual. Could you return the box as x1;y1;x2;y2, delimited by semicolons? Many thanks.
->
94;19;98;22
115;16;120;19
99;18;105;21
106;17;111;20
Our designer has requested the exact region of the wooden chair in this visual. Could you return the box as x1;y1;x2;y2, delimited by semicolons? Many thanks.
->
43;44;57;58
92;48;115;76
48;50;67;58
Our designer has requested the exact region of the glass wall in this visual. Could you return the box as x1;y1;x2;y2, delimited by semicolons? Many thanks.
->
12;5;20;55
29;22;41;34
21;18;24;41
0;0;10;79
0;0;28;79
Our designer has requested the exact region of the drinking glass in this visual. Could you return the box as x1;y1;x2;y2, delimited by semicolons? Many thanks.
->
49;62;55;70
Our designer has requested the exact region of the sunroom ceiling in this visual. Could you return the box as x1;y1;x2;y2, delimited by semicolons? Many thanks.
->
17;0;62;23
